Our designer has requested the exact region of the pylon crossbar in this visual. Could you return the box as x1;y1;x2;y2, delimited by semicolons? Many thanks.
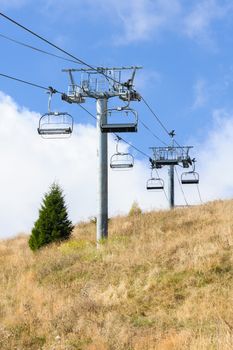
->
63;66;142;97
150;146;193;167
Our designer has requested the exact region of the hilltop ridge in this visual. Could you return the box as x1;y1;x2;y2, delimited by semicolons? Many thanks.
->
0;200;232;349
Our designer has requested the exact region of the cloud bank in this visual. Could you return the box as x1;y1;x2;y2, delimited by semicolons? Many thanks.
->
0;92;233;238
39;0;233;46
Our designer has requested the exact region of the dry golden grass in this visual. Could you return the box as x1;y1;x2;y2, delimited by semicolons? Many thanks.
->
0;200;233;349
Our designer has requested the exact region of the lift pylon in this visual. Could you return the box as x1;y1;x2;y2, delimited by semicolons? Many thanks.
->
149;132;198;209
62;66;142;243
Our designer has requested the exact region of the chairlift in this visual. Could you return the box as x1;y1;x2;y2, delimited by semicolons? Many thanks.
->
181;171;199;185
146;177;164;191
110;153;134;169
101;108;138;133
38;112;73;139
38;87;73;139
181;158;199;184
110;136;134;169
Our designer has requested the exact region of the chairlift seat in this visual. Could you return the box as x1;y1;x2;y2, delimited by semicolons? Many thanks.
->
147;184;164;190
38;127;72;135
181;178;199;185
146;178;164;191
110;163;133;169
181;171;199;185
101;123;137;133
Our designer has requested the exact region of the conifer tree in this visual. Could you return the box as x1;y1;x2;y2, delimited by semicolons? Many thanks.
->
29;183;73;251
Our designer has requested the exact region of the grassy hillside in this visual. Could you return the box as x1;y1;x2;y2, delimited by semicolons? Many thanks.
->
0;200;233;350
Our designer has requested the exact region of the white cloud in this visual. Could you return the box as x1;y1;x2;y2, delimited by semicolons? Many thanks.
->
102;0;233;46
0;0;28;9
36;0;233;46
39;0;181;45
135;69;161;93
196;109;233;200
111;0;182;44
1;92;233;238
192;78;208;109
176;108;233;205
183;0;231;46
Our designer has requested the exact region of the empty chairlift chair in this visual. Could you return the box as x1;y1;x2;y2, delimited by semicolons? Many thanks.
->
181;171;199;185
38;87;73;139
110;136;134;170
38;112;73;139
110;152;134;169
146;177;164;191
101;108;138;133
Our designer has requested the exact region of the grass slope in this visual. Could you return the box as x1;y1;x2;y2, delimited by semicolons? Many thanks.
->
0;200;233;349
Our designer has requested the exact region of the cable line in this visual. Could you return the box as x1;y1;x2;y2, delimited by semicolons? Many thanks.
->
0;70;161;156
196;184;203;204
79;104;169;203
174;166;189;206
138;118;169;146
141;96;170;135
78;105;169;200
0;12;183;149
0;12;185;148
0;12;123;87
78;105;151;158
0;13;91;66
141;96;181;147
0;70;183;176
0;33;82;64
0;70;190;207
0;40;167;146
118;137;151;159
154;168;169;202
78;104;97;121
0;72;55;92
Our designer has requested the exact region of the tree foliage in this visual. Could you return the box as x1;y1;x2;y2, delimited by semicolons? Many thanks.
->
29;183;73;251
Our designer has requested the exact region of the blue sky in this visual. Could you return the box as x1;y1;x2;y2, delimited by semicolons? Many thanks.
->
1;0;233;237
0;0;233;147
2;0;233;146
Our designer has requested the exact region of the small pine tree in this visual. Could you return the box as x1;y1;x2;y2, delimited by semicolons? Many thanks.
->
29;183;74;251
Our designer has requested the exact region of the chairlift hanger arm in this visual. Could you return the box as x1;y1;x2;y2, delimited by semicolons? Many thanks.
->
122;67;137;89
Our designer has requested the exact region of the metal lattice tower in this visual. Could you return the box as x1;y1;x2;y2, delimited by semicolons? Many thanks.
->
61;66;142;244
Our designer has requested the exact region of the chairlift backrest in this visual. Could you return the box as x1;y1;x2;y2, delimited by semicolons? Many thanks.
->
38;112;73;139
110;152;134;169
181;171;199;185
146;177;164;191
101;108;138;133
